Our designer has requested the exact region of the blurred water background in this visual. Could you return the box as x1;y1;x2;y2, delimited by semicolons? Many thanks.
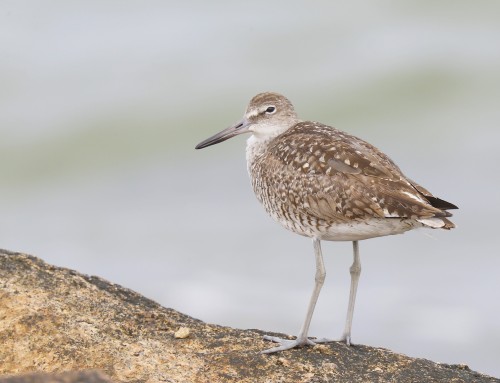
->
1;0;499;376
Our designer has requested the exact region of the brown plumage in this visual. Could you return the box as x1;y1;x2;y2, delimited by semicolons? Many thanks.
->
196;92;457;354
252;121;456;238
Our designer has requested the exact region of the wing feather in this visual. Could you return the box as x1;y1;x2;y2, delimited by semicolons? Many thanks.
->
261;122;455;222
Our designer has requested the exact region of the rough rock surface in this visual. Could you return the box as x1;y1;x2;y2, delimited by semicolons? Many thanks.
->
0;370;115;383
0;250;498;383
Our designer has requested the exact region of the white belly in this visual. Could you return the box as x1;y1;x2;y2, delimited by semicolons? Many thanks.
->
316;218;420;241
273;213;420;241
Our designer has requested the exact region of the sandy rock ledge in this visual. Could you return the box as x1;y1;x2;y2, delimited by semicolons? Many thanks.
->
0;250;498;383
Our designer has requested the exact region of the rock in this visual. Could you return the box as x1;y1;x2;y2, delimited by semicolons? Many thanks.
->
173;326;191;339
0;249;498;383
0;370;115;383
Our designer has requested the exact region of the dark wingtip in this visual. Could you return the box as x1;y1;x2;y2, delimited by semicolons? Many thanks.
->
425;196;458;210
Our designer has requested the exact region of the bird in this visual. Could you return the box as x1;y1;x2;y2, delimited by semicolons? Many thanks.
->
195;92;457;354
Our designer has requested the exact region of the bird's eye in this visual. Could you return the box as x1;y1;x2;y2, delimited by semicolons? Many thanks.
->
265;106;276;114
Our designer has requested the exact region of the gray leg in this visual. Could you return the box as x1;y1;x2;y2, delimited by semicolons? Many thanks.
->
341;240;361;346
261;237;326;354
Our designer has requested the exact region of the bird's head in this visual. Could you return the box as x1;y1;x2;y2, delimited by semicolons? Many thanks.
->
195;92;299;149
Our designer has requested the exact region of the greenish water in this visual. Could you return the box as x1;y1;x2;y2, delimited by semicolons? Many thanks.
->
1;1;499;377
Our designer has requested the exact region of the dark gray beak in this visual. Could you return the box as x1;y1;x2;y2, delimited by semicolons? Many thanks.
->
195;118;251;149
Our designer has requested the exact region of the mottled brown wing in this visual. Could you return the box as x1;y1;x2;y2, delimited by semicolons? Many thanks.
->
266;122;450;221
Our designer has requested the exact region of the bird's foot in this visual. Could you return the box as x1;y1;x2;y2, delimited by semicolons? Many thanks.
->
340;334;352;346
261;335;315;354
260;335;324;354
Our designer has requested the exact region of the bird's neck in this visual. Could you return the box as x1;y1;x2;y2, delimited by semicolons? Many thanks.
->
246;120;298;164
245;129;282;167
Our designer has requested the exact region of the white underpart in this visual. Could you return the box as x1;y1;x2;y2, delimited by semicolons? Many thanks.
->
416;217;446;228
246;135;270;166
265;212;421;241
249;120;288;139
316;218;419;241
246;127;288;168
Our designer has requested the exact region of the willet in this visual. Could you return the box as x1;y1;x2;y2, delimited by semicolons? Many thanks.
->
195;92;457;354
